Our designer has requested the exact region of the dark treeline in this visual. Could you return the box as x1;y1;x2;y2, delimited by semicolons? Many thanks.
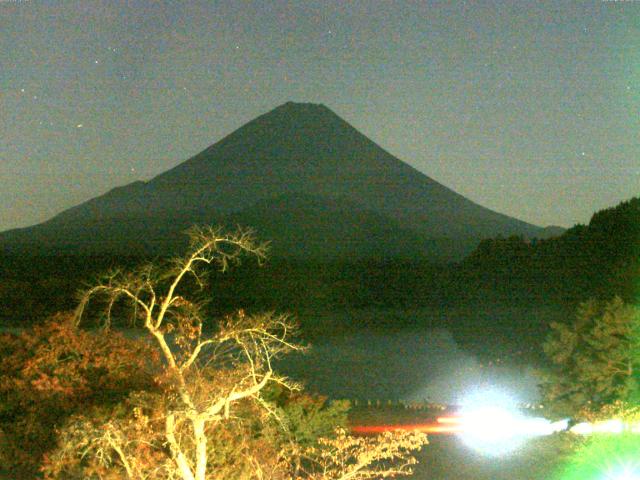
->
0;254;459;325
461;196;640;307
1;197;637;339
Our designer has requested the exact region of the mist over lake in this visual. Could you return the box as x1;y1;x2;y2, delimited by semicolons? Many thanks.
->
277;327;540;405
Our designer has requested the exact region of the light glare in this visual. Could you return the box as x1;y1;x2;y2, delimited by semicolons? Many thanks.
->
603;464;640;480
456;387;561;456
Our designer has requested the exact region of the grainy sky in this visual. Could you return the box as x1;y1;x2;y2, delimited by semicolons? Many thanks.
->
1;0;638;232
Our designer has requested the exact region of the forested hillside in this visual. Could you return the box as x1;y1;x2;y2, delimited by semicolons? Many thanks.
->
461;196;640;305
1;198;637;344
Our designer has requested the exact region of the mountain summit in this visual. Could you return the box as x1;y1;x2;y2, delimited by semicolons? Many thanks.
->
1;102;546;260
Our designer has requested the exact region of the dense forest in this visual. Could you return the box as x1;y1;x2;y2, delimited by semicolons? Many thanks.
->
461;196;640;306
1;196;637;339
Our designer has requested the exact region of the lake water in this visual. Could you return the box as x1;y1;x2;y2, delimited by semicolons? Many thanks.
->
276;328;541;405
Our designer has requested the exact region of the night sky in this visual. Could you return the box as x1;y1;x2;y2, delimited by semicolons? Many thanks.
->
2;1;638;232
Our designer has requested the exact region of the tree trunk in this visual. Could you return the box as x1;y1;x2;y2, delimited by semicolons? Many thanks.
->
166;413;196;480
193;417;208;480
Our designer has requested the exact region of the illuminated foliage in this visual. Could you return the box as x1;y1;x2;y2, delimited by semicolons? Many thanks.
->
38;226;427;480
0;312;157;478
295;427;428;480
539;297;640;418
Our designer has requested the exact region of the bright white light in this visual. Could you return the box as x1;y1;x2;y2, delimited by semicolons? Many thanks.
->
570;422;594;435
522;416;568;436
594;419;624;434
462;406;517;441
603;463;640;480
456;387;565;456
570;419;626;436
609;472;640;480
550;418;570;433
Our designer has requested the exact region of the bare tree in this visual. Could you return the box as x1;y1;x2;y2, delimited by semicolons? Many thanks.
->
50;226;429;480
72;226;304;480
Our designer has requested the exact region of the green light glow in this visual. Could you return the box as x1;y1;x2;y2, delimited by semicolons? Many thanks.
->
556;434;640;480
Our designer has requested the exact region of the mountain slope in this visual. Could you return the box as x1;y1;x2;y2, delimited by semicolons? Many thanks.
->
0;102;545;260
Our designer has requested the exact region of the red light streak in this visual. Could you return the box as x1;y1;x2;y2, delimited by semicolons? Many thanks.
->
351;420;464;435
